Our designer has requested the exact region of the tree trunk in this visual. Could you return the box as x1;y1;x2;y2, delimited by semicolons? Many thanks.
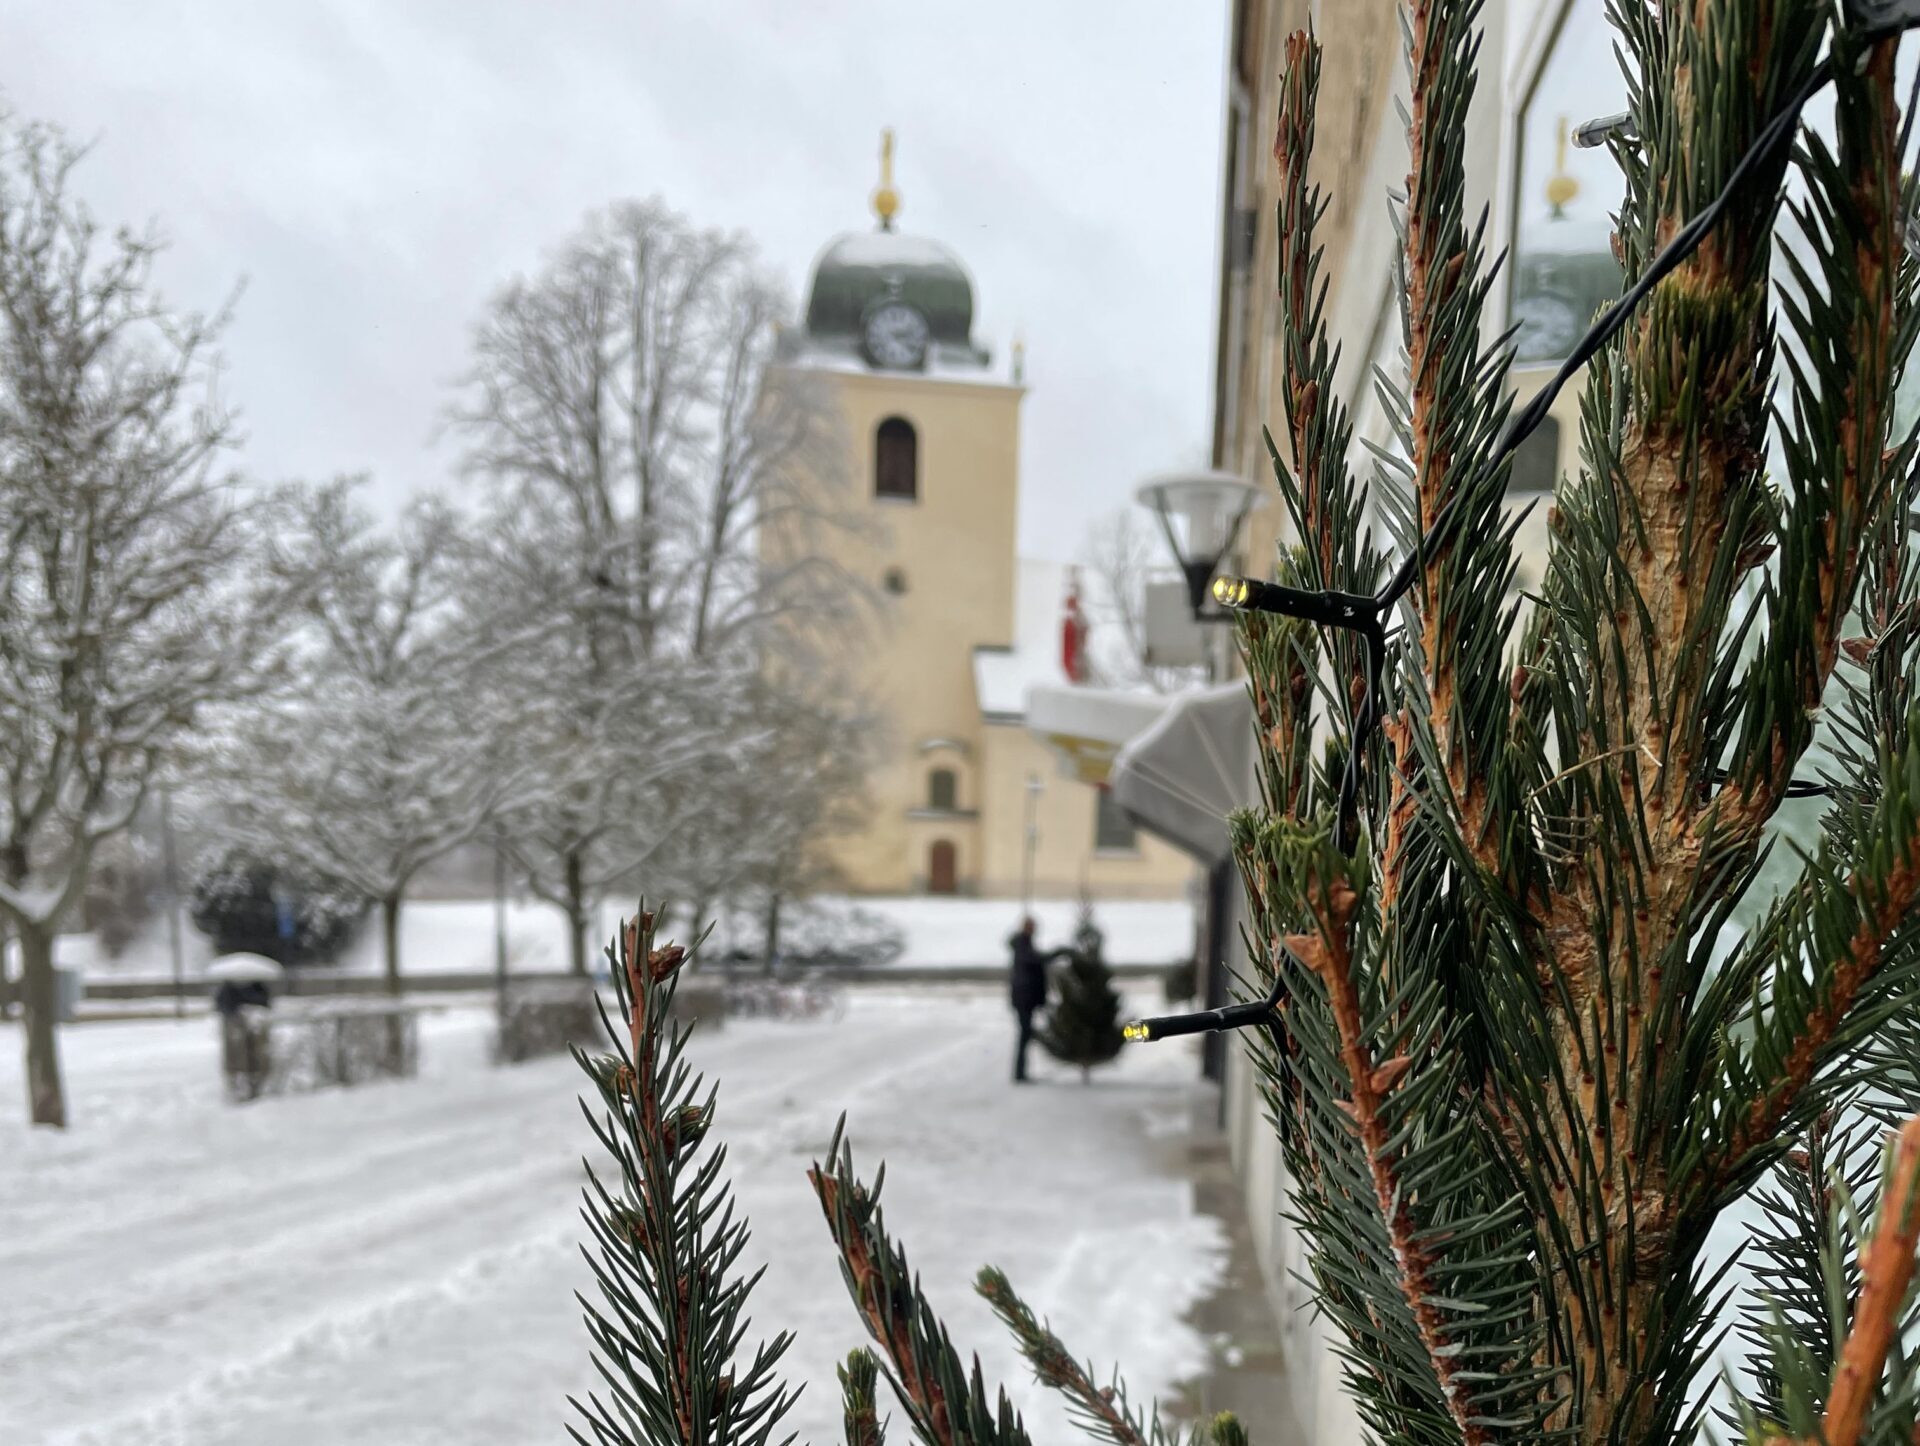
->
381;893;403;996
18;923;66;1128
762;891;782;977
565;850;588;976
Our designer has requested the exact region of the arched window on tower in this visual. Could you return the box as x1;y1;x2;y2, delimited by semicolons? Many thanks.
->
927;768;957;811
875;417;918;501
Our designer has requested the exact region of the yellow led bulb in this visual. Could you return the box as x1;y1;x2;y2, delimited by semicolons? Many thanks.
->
1212;576;1250;609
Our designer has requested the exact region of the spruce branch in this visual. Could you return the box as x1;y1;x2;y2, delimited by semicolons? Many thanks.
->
1707;705;1920;1184
841;1349;888;1446
811;1126;1033;1446
1395;0;1528;888
1815;1117;1920;1446
569;911;800;1446
1726;29;1913;834
1743;1117;1920;1446
1271;28;1361;593
1263;26;1390;854
975;1265;1183;1446
1232;815;1550;1446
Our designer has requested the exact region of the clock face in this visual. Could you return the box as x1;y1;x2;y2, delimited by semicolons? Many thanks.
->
863;301;930;370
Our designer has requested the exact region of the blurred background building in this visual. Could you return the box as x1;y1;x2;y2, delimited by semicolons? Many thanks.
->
768;139;1198;902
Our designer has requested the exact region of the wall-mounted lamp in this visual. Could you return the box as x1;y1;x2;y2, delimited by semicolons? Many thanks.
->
1135;471;1267;623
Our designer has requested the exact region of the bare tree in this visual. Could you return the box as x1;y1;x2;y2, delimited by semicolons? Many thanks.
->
0;119;287;1127
1081;509;1210;692
448;197;876;967
203;479;518;990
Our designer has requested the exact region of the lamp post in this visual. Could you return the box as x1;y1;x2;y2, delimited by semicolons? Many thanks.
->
1134;470;1267;621
1020;773;1044;911
160;783;185;1019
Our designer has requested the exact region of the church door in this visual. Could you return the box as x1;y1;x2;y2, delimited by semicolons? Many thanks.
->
928;840;958;895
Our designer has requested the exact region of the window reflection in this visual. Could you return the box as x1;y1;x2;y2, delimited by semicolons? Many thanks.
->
1511;0;1625;365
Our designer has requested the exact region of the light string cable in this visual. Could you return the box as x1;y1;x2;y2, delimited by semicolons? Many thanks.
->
1128;18;1920;1047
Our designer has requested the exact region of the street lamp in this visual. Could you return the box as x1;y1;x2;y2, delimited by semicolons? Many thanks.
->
1135;470;1267;622
1020;773;1044;911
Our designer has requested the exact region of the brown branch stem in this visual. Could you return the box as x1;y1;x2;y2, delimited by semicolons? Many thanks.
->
1287;873;1490;1446
1801;1117;1920;1446
1724;856;1920;1172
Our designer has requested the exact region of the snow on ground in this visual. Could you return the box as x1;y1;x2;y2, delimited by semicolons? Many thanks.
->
0;985;1223;1446
66;892;1197;983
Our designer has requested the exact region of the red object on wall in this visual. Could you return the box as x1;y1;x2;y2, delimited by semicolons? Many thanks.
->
1061;568;1089;683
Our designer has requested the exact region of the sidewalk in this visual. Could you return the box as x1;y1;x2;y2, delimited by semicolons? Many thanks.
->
1170;1100;1301;1438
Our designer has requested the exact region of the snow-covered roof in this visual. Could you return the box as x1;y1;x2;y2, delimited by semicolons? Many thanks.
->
1025;684;1173;785
820;231;969;270
973;558;1072;722
775;334;1013;386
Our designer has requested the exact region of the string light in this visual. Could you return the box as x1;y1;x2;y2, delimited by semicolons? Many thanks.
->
1131;20;1920;1048
1124;980;1286;1045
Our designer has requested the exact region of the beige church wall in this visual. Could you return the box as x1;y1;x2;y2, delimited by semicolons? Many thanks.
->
822;746;916;893
976;723;1196;901
769;365;1023;896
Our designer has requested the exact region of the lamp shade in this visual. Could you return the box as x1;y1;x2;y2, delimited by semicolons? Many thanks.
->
1135;471;1266;613
1135;472;1265;563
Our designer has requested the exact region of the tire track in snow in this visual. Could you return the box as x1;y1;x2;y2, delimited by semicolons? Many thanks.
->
9;1004;973;1445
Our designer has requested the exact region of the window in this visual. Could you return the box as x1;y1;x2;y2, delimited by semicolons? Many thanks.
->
1094;789;1137;852
883;566;909;595
1509;414;1561;493
1511;1;1624;365
927;768;957;811
875;416;917;500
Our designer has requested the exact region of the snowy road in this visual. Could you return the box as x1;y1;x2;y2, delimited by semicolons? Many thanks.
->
0;987;1222;1445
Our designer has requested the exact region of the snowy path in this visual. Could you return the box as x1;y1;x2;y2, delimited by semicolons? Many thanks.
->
0;988;1222;1445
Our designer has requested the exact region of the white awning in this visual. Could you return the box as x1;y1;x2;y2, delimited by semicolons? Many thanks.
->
1023;685;1173;785
1107;681;1255;863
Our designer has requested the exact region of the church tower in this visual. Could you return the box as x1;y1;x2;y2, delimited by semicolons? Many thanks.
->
769;131;1024;895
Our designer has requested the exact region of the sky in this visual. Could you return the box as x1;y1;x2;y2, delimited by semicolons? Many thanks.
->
3;0;1230;562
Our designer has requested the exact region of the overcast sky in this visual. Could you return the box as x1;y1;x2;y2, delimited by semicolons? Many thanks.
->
4;0;1229;562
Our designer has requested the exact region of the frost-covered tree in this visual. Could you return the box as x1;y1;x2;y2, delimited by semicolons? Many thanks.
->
455;492;737;974
657;665;877;943
204;479;515;989
449;198;875;969
0;117;288;1128
1082;510;1211;693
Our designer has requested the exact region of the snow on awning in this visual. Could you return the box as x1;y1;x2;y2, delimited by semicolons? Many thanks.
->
1023;685;1172;785
1107;682;1255;863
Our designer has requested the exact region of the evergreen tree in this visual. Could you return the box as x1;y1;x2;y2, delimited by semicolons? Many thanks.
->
1208;5;1920;1443
569;4;1920;1442
1040;902;1126;1081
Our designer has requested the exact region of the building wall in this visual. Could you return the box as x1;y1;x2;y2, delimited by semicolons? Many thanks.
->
768;362;1194;902
1224;0;1403;577
768;366;1023;894
976;723;1196;902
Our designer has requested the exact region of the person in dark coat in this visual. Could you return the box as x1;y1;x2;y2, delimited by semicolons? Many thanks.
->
1008;916;1068;1083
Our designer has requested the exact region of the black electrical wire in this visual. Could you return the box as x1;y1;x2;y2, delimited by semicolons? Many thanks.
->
1130;24;1920;1047
1227;53;1844;849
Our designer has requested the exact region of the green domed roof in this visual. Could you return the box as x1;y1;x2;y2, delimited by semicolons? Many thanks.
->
794;229;990;370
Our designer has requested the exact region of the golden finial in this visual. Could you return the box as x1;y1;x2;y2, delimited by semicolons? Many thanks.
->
1545;116;1580;219
872;127;901;231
